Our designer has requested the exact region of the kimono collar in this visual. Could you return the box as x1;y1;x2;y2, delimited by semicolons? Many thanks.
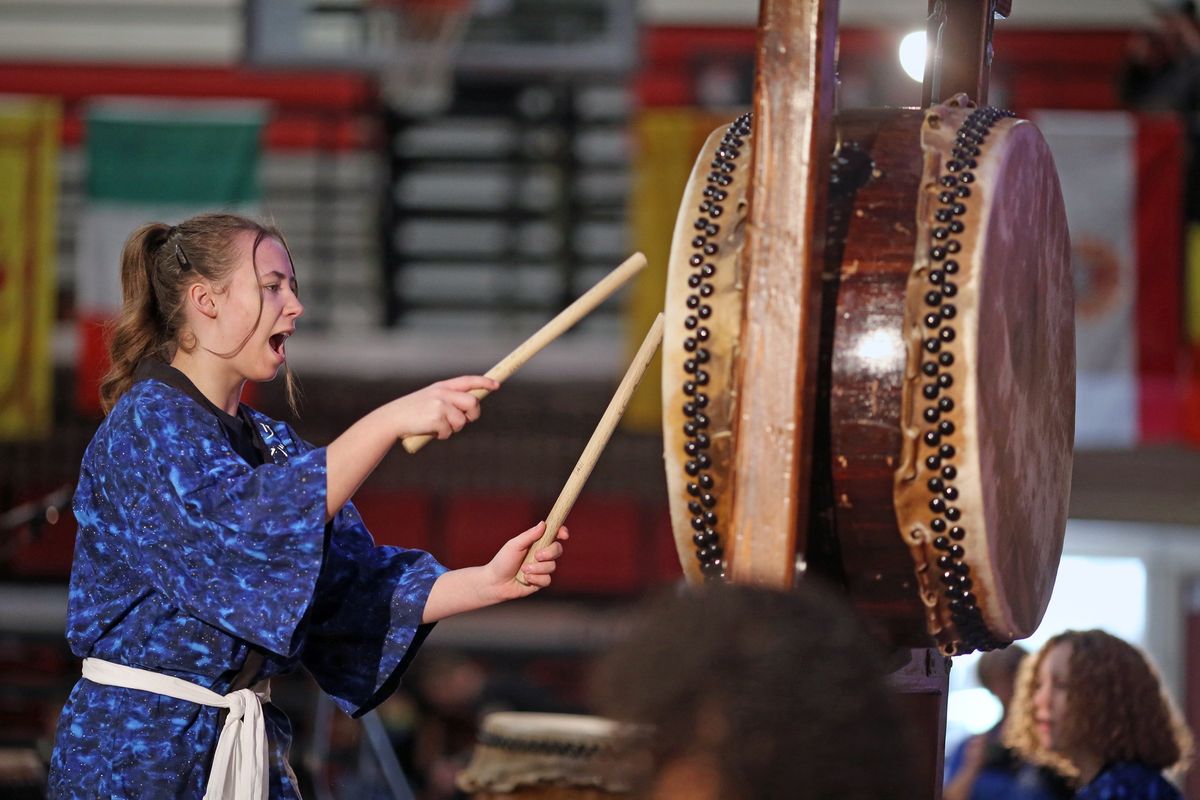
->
132;358;274;466
133;358;240;424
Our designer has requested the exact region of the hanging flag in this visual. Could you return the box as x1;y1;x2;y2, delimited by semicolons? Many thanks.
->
1034;111;1186;448
75;99;265;414
1186;206;1200;444
0;98;60;440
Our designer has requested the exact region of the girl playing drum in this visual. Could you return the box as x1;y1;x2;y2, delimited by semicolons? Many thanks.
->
48;213;568;799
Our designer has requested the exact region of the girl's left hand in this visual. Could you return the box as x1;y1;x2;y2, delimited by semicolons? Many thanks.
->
420;522;570;623
482;521;569;601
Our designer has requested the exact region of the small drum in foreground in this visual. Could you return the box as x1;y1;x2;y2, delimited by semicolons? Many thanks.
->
456;712;653;799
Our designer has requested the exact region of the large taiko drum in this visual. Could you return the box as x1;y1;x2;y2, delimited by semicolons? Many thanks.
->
456;712;653;799
662;96;1075;656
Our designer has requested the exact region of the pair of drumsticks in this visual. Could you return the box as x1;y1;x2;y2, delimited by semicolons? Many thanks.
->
398;253;662;586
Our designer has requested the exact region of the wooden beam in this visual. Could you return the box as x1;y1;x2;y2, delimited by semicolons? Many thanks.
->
887;649;952;798
730;0;838;588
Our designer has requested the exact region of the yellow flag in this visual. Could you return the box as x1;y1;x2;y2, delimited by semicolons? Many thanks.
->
0;98;59;439
624;108;740;432
1186;223;1200;443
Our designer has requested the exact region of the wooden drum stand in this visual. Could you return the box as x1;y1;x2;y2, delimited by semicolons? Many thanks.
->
661;2;1074;797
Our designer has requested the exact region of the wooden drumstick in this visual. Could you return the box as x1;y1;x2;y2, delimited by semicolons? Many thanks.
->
515;313;664;585
401;252;649;454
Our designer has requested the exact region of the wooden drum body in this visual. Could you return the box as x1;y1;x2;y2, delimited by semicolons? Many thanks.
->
663;97;1074;656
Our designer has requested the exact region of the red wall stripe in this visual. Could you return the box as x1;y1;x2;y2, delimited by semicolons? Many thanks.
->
639;27;1135;111
0;62;378;151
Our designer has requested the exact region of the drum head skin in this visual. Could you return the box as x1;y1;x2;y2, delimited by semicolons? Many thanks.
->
661;115;753;586
893;97;1074;655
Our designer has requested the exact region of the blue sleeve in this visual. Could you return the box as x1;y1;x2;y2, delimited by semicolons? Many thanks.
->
112;389;328;657
945;735;970;783
299;501;447;717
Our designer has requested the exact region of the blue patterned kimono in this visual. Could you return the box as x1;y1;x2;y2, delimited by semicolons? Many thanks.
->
48;362;446;798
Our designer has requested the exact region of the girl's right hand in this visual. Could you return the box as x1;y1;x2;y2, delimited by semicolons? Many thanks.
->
390;376;500;440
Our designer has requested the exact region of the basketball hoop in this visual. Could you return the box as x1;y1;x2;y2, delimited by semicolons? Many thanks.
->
368;0;473;117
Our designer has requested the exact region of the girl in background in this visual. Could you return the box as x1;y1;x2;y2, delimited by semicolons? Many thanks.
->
1006;629;1192;799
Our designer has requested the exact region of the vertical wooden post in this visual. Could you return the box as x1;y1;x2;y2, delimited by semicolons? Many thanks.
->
730;0;839;587
888;649;952;799
922;0;1012;107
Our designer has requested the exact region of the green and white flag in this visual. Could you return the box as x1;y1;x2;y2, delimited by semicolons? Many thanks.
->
76;99;264;412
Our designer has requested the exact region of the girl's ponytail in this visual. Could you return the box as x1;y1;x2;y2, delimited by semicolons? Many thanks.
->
98;223;173;413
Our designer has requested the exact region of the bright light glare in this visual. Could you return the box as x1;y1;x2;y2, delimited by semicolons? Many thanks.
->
946;687;1002;736
1024;555;1147;650
899;30;926;83
852;328;902;368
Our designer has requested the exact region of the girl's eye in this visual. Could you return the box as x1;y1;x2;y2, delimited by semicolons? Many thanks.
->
264;283;281;293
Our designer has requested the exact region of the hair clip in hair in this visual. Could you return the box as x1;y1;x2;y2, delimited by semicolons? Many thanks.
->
174;243;192;271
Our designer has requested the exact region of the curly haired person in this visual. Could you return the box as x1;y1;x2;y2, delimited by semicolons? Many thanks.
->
1005;629;1193;799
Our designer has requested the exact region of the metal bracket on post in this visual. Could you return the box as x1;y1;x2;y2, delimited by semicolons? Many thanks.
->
922;0;1013;107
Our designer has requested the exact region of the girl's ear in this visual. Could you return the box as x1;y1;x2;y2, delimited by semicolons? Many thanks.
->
186;281;218;319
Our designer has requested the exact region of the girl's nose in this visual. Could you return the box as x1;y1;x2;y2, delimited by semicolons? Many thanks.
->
1033;685;1048;713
